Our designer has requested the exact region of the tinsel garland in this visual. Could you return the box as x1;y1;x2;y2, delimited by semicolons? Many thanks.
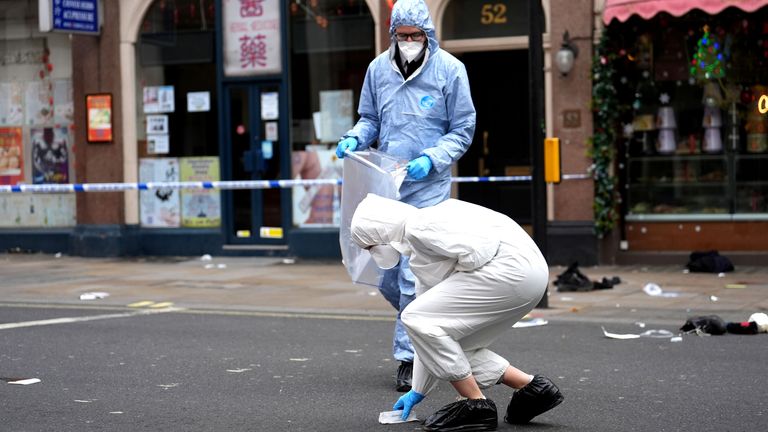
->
588;31;620;238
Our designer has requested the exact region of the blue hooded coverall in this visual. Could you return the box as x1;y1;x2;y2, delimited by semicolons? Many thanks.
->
342;0;476;362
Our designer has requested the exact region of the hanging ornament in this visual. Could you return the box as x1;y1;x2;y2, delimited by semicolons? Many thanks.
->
659;93;671;105
690;25;726;81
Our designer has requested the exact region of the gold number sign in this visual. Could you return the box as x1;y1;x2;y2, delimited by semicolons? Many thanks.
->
481;3;508;25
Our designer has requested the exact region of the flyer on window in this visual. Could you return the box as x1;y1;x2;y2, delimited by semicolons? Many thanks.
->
0;82;24;126
31;126;69;184
0;127;24;185
139;158;181;228
180;157;221;228
143;86;175;113
25;80;53;126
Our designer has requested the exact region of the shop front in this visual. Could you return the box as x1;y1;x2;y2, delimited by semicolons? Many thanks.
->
0;1;76;251
124;0;377;257
601;0;768;258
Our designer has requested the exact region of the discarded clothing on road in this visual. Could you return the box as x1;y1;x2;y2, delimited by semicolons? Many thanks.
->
725;312;768;335
686;250;734;273
680;315;727;335
554;262;621;292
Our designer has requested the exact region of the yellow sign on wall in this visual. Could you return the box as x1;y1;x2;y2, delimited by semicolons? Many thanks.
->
759;95;768;114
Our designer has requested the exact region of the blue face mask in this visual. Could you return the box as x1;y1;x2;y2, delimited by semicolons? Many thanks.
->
398;41;424;62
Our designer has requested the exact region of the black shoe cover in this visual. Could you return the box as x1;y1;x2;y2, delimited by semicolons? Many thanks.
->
423;398;497;431
396;361;413;392
504;375;564;424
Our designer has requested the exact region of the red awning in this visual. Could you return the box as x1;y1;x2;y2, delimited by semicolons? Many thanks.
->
603;0;768;24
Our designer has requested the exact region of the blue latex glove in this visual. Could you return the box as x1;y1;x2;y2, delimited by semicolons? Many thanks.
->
406;155;432;180
335;137;358;158
393;390;425;420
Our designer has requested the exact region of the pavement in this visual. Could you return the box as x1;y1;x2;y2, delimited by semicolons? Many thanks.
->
1;252;767;324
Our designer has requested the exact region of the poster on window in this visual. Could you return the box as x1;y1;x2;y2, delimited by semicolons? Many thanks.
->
0;82;24;126
25;81;53;126
31;127;69;184
0;194;76;227
223;0;281;76
53;79;74;125
139;158;181;228
291;145;343;227
143;86;175;113
180;157;221;228
320;90;354;143
0;127;24;185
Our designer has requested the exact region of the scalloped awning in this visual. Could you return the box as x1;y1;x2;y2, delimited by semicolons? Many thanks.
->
603;0;768;24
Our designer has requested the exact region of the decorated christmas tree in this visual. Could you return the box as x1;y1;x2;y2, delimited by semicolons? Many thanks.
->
690;25;725;80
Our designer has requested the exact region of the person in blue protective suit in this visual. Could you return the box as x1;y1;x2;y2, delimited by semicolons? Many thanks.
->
336;0;476;392
351;194;564;431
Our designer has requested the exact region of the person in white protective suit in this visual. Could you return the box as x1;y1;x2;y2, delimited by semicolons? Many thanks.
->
336;0;476;392
351;194;564;431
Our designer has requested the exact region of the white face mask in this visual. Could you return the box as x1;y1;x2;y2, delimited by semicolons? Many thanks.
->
398;41;424;62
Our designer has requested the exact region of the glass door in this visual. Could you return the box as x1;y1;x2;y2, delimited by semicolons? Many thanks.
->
223;83;287;245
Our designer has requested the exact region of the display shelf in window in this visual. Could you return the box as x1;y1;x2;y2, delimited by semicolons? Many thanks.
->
626;153;730;218
734;154;768;213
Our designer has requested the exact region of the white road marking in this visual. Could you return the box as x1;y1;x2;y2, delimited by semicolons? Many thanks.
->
0;308;180;330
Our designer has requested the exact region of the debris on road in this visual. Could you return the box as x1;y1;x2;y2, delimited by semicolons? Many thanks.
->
643;283;680;298
725;312;768;335
553;262;621;292
378;410;419;424
602;327;676;340
4;378;41;385
680;315;726;335
513;317;548;328
79;292;109;300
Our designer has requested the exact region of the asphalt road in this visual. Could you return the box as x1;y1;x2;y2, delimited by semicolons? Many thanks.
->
1;304;765;431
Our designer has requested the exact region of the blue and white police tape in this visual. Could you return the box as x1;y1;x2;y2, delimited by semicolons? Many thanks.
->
0;174;590;194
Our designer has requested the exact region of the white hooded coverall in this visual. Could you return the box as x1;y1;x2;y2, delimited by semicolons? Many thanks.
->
351;194;548;396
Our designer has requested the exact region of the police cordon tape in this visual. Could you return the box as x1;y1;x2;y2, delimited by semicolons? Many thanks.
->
0;174;590;194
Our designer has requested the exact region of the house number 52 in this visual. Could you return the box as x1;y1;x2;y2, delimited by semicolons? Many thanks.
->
481;3;508;25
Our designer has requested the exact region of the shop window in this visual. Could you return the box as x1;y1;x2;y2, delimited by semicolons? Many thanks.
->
0;2;76;227
442;0;529;40
608;8;768;219
136;0;221;229
136;0;217;158
289;0;374;227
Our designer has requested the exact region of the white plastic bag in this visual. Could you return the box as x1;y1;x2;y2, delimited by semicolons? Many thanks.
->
339;150;406;286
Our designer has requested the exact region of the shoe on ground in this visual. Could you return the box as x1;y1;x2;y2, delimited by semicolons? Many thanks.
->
423;398;498;431
504;375;564;424
396;361;413;392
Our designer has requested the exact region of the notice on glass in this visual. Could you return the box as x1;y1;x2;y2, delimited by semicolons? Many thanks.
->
187;91;210;112
320;90;353;143
261;92;279;120
139;158;181;228
0;82;24;126
147;134;170;154
146;115;169;134
25;81;53;126
180;157;221;228
31;127;70;184
53;79;74;125
265;121;278;141
143;86;175;113
0;127;24;185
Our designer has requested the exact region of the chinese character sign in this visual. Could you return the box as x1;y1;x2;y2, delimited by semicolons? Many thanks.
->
223;0;281;76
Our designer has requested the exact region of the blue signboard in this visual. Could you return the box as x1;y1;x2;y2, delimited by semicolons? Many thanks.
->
48;0;100;34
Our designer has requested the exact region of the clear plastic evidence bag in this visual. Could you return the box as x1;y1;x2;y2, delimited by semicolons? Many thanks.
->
339;150;407;287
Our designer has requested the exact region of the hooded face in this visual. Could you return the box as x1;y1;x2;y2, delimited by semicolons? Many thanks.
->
389;0;436;52
395;25;426;62
350;194;417;266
